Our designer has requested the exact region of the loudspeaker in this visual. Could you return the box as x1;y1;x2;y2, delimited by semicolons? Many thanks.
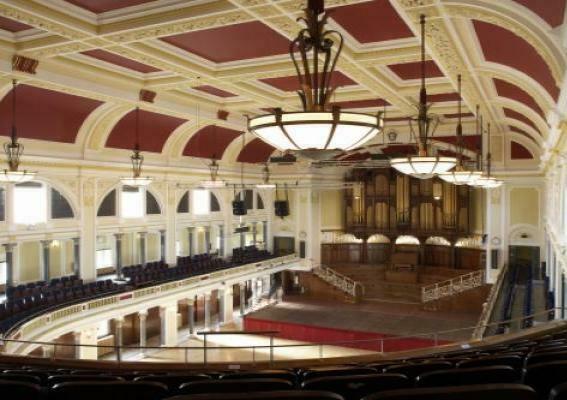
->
232;200;247;216
274;200;289;218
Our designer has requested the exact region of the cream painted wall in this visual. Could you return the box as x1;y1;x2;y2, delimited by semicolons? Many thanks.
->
321;190;344;230
510;187;539;226
20;242;40;282
147;233;159;262
470;188;484;234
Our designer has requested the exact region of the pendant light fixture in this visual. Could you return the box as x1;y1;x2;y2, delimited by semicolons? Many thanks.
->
465;105;484;186
0;80;36;183
247;0;383;159
390;15;456;179
256;163;276;189
469;122;502;189
439;75;481;185
120;107;152;187
200;155;226;188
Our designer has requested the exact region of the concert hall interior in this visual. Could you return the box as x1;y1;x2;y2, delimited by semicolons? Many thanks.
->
0;0;565;399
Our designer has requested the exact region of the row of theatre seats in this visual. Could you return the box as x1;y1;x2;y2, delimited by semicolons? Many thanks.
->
5;328;567;399
0;248;277;332
123;248;276;289
0;278;122;332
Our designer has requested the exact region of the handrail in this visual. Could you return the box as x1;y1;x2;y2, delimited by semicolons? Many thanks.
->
313;264;364;298
3;254;302;347
421;269;485;303
0;308;556;365
473;263;509;339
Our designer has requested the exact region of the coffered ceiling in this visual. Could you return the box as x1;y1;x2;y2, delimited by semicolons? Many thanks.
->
0;0;563;167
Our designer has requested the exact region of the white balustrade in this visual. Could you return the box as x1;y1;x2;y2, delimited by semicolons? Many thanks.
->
421;269;485;303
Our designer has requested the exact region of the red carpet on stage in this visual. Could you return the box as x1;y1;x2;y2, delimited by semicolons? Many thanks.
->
244;317;452;352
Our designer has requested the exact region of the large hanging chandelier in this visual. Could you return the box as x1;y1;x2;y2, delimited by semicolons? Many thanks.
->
469;122;502;189
390;15;456;179
0;80;36;183
247;0;383;159
439;75;481;185
120;107;152;187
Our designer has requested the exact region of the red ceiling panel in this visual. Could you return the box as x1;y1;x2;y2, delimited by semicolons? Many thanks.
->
494;78;545;119
434;135;481;152
504;108;541;135
237;138;275;163
331;98;389;109
511;141;533;159
330;0;413;43
388;60;444;80
65;0;156;13
183;125;241;159
509;125;538;143
161;21;290;63
0;84;102;143
0;16;33;32
473;20;559;100
381;144;418;156
512;0;566;27
444;112;475;119
106;109;186;153
428;93;461;102
342;152;371;161
260;71;357;92
82;49;161;73
193;85;237;98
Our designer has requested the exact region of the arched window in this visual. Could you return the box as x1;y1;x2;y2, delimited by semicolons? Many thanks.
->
210;192;220;212
177;191;189;213
14;182;47;224
146;191;161;215
257;193;264;210
98;189;116;217
51;188;74;219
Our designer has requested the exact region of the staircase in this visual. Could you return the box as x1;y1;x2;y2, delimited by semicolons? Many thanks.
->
312;265;364;302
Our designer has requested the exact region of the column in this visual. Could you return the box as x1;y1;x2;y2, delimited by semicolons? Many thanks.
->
80;177;97;281
139;232;147;266
252;222;258;246
72;238;80;277
218;225;225;257
251;278;258;307
74;325;98;360
187;297;195;335
40;240;51;282
240;229;245;249
262;221;269;252
160;303;178;346
138;310;148;349
485;190;493;284
165;182;178;266
114;233;124;279
3;243;16;289
159;230;166;264
239;282;246;316
555;260;563;320
114;317;124;348
204;226;211;255
187;227;194;257
220;287;234;325
204;293;211;330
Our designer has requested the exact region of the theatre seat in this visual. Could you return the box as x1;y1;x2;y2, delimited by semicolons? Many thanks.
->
165;391;343;400
0;380;43;400
527;351;567;365
415;366;519;387
50;381;168;400
360;384;537;400
219;370;297;385
550;382;567;400
47;375;124;385
0;373;42;384
134;374;211;392
301;367;377;380
178;378;293;395
523;361;567;400
383;361;453;379
456;355;523;371
302;373;409;400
